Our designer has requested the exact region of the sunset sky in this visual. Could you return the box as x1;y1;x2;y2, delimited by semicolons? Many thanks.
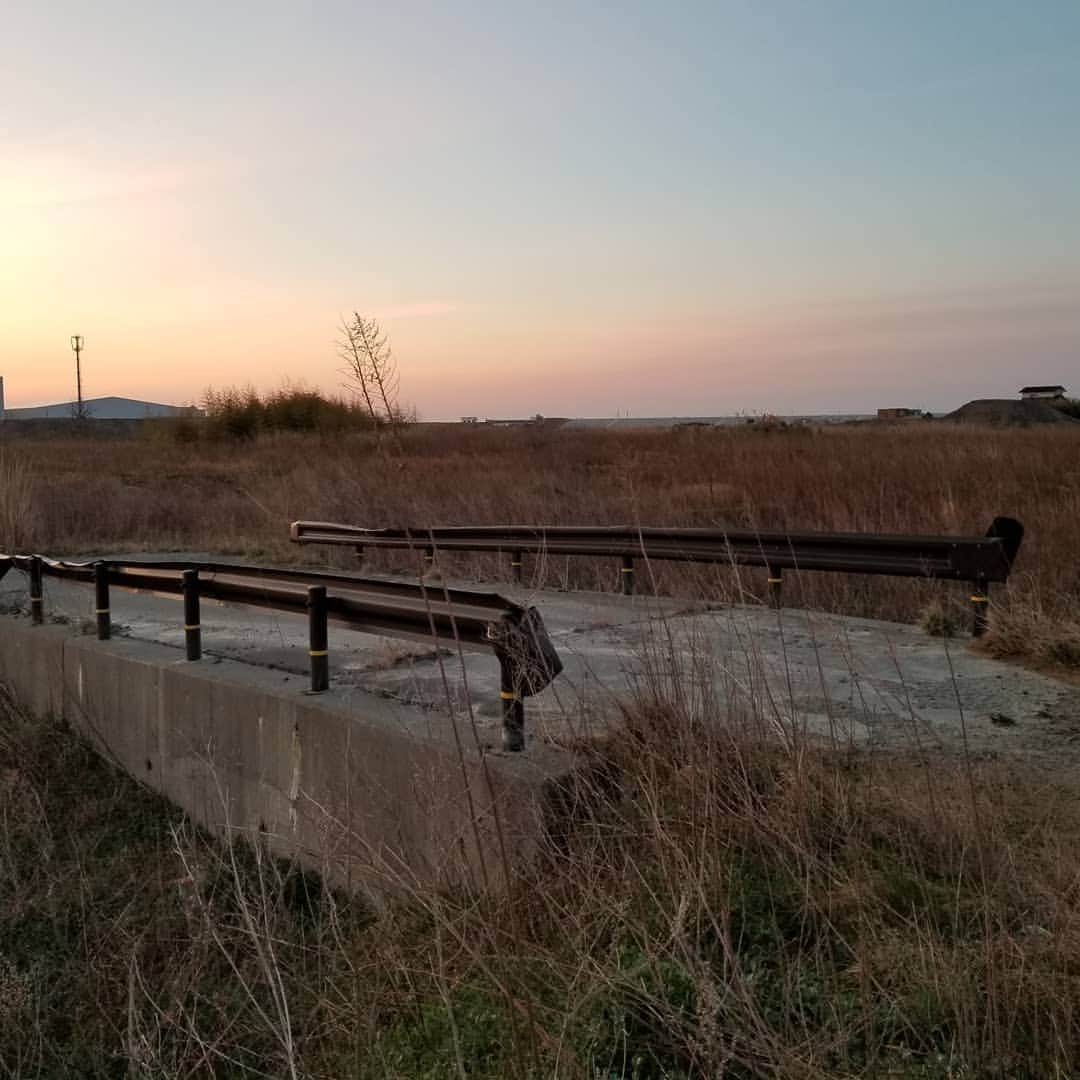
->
3;1;1078;418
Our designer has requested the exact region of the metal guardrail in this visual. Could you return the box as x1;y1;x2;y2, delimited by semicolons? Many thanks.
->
290;517;1025;637
0;555;563;751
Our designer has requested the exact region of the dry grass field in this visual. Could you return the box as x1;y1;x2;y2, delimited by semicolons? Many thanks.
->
3;420;1079;666
2;420;1080;1077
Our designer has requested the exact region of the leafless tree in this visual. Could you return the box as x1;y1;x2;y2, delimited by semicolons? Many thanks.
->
338;314;403;430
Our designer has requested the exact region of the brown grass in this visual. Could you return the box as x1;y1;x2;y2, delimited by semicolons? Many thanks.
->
2;421;1079;663
3;421;1080;1075
4;672;1080;1077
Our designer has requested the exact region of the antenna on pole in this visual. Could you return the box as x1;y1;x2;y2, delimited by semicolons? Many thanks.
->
70;335;85;420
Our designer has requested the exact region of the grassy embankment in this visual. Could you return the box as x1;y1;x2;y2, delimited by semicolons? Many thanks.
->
3;680;1080;1078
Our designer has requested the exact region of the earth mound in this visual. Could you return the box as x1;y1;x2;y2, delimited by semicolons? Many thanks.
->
945;399;1078;426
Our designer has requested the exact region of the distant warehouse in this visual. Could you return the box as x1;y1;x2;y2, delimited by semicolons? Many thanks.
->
2;395;200;420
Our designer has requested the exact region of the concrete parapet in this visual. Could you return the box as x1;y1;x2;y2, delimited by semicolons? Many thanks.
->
0;618;579;896
0;619;66;717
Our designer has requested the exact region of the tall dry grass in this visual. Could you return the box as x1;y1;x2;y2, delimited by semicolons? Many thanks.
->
3;421;1078;665
0;452;37;554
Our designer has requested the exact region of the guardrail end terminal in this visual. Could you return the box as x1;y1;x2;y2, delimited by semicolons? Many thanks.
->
490;607;564;752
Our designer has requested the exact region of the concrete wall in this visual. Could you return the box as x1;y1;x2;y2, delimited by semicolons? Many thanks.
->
0;617;580;899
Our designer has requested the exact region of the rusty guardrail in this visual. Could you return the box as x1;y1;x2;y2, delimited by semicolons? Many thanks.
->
290;517;1024;637
0;555;562;751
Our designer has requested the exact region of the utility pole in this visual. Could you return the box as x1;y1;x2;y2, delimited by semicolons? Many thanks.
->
70;335;85;419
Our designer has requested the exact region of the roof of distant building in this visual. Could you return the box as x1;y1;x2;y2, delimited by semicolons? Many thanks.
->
4;396;200;420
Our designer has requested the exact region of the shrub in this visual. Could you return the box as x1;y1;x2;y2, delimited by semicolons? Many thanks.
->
201;384;376;440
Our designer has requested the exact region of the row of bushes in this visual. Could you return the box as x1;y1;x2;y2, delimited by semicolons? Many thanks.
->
196;386;384;439
148;386;388;442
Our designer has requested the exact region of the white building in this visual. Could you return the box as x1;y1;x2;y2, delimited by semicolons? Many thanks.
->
2;391;199;420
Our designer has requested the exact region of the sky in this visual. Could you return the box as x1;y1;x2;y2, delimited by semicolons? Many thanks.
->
2;0;1078;418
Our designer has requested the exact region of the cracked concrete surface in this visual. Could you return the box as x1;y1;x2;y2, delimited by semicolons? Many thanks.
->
3;560;1077;762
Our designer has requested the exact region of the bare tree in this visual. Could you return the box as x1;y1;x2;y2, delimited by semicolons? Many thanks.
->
338;317;378;425
338;313;403;431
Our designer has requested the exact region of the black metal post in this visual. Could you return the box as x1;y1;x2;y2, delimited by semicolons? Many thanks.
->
499;654;525;752
354;544;365;567
29;556;43;625
620;554;635;595
308;585;329;692
511;551;523;585
182;569;202;661
94;562;111;640
423;546;435;571
971;580;990;638
767;565;783;609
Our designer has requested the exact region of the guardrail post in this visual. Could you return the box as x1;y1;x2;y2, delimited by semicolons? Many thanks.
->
307;585;329;692
511;551;523;586
29;556;43;625
499;654;525;752
183;569;202;661
971;579;990;638
620;554;635;595
767;565;783;609
423;546;435;573
94;562;111;641
354;544;365;567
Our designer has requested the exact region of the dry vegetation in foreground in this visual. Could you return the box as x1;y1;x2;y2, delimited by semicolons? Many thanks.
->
1;421;1079;667
2;420;1080;1076
3;676;1080;1079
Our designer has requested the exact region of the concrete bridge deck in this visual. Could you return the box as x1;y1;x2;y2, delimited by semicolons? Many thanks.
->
3;560;1077;766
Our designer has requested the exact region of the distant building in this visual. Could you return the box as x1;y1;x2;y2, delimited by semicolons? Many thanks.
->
475;416;568;428
560;413;875;431
1019;385;1066;400
3;395;201;420
877;407;920;420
